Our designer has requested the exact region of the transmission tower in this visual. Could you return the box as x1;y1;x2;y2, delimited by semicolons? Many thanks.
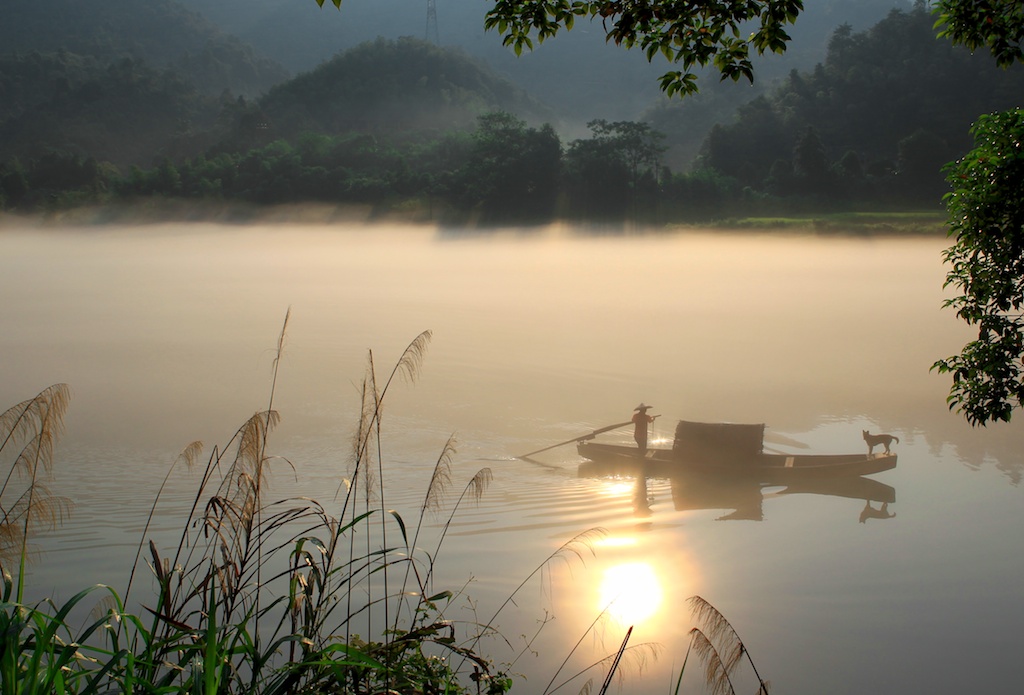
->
425;0;439;44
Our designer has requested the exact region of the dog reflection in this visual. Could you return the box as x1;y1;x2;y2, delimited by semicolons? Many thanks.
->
859;501;896;523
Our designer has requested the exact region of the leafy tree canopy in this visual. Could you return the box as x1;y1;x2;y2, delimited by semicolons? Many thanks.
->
934;109;1024;425
934;0;1024;68
481;0;803;96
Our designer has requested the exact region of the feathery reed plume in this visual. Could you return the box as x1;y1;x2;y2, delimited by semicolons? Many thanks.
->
255;308;290;624
689;596;745;674
393;329;432;387
334;330;432;675
0;384;71;498
422;465;492;597
688;596;769;695
422;435;456;515
689;628;736;695
341;330;432;511
0;384;71;599
394;435;456;627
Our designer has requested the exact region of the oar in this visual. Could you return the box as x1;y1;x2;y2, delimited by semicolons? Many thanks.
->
518;421;632;459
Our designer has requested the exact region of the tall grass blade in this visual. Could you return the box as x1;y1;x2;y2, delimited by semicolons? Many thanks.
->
597;625;632;695
125;441;203;606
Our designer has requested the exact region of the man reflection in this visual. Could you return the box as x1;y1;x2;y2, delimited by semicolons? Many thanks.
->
632;403;657;454
633;474;653;518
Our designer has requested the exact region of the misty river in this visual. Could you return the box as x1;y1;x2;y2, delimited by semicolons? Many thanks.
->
1;221;1022;694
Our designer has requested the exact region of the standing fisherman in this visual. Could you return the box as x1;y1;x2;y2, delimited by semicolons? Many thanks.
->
632;403;658;454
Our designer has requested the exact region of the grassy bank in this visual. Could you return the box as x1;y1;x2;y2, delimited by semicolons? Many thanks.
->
698;211;948;236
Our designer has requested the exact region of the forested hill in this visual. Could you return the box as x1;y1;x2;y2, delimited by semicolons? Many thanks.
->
2;0;289;97
173;0;912;121
0;52;218;169
0;36;553;170
663;3;1024;202
251;38;553;139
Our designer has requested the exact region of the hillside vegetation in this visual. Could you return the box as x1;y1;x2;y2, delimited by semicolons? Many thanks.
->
253;38;552;138
1;3;1021;228
691;5;1024;204
2;0;289;97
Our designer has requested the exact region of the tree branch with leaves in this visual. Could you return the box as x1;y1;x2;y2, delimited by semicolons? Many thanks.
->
933;109;1024;425
481;0;803;96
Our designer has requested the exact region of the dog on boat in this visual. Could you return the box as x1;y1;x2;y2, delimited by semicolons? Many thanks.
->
862;430;899;456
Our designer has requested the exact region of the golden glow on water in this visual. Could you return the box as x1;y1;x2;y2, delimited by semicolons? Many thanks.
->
597;480;636;498
598;561;663;626
595;536;638;549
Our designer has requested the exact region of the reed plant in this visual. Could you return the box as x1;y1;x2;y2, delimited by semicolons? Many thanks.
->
0;321;769;695
674;595;770;695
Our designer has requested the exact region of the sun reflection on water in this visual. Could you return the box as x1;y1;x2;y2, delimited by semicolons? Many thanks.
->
598;561;663;626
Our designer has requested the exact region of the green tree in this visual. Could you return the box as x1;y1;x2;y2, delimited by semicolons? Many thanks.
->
480;0;803;96
927;1;1024;424
0;158;29;208
933;110;1024;425
563;119;665;219
896;129;950;203
934;0;1024;68
791;125;833;199
457;112;561;222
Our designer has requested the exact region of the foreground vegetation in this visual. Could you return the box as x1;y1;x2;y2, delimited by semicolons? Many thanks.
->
0;322;769;694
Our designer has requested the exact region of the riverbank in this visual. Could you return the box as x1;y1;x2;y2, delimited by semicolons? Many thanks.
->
697;211;948;236
1;202;950;236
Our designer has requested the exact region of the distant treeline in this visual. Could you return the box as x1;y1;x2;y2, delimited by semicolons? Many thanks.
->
0;111;931;225
687;4;1023;205
2;4;1023;223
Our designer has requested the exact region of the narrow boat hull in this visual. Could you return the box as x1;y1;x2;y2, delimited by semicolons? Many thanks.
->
576;441;897;481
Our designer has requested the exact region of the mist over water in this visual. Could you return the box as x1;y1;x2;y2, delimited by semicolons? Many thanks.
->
1;222;1022;694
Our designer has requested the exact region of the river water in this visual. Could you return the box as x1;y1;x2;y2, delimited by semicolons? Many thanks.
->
1;221;1022;694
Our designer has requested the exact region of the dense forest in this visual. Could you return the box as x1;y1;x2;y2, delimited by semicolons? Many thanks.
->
1;0;289;97
1;2;1022;224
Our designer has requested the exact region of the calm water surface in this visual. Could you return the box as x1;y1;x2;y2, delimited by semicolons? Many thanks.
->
1;222;1022;694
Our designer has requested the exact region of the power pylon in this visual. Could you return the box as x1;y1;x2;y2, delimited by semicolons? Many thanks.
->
425;0;439;44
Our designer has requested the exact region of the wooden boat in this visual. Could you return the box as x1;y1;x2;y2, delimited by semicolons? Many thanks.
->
576;440;897;481
576;420;897;482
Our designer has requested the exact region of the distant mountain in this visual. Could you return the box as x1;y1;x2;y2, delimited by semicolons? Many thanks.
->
1;0;289;97
244;37;553;140
174;0;914;121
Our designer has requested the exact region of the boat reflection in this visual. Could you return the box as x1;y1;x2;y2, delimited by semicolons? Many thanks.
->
581;461;897;523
